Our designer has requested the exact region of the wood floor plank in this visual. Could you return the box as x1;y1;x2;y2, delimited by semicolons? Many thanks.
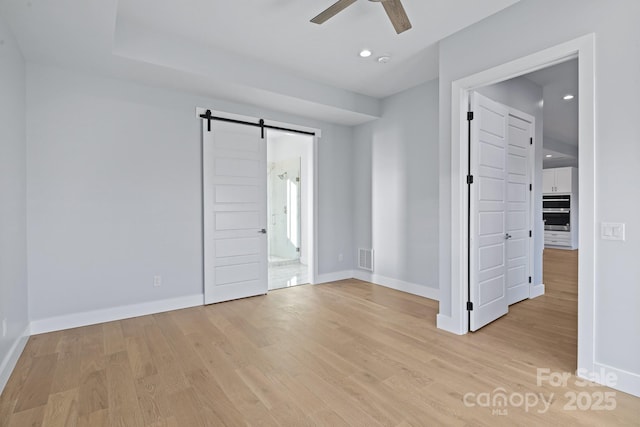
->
134;374;173;426
103;321;126;355
2;248;639;425
0;398;16;427
106;351;141;414
168;388;221;427
125;335;158;380
77;408;108;427
13;353;58;412
79;326;106;376
41;388;79;427
24;332;62;358
188;334;280;425
50;338;83;394
78;368;108;417
7;405;45;427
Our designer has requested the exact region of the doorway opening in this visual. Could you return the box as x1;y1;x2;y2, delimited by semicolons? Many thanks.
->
529;59;580;368
267;130;314;290
199;107;320;304
443;34;595;379
466;57;579;333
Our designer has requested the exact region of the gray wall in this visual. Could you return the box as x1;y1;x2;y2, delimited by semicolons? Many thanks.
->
0;16;29;387
353;80;439;290
26;63;355;321
439;0;640;379
476;77;544;289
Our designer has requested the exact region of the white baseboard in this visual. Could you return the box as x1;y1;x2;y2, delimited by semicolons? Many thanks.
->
352;270;439;301
436;313;466;335
314;270;354;285
530;283;545;299
592;362;640;398
30;294;204;335
0;326;30;394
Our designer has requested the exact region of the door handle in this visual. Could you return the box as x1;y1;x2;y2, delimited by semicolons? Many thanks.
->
259;229;267;234
505;233;512;240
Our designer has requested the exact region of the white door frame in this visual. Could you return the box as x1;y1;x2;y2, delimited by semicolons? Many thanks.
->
196;107;321;288
444;34;595;378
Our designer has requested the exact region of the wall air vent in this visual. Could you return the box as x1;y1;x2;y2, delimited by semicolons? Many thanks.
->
358;248;374;271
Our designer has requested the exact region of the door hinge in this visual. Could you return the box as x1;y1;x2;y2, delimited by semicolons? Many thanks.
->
467;112;474;121
466;301;474;311
530;137;533;145
296;177;300;182
529;230;532;237
466;175;474;184
296;247;300;252
528;276;532;284
529;184;532;191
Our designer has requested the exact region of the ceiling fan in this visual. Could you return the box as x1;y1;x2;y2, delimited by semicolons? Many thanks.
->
311;0;412;34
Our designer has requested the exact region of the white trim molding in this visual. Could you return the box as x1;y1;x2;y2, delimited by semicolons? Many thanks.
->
314;270;354;285
529;283;545;299
592;362;640;398
353;270;439;302
0;326;30;394
30;294;204;335
436;313;465;335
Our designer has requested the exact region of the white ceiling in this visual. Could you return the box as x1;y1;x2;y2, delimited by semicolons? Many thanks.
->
524;58;578;146
542;147;577;168
0;0;520;124
116;0;519;98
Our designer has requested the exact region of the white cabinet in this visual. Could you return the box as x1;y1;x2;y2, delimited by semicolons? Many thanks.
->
543;167;573;193
554;168;572;193
544;230;571;247
542;169;555;193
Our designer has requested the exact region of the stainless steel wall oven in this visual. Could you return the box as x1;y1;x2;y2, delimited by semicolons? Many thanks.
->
543;195;571;231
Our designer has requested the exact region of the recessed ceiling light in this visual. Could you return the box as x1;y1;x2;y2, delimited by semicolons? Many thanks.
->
546;154;553;158
359;49;372;58
377;55;391;64
563;94;574;100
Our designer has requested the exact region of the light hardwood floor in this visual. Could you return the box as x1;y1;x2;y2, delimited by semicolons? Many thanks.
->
1;249;638;425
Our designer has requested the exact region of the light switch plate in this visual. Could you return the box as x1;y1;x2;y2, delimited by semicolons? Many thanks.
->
601;223;625;241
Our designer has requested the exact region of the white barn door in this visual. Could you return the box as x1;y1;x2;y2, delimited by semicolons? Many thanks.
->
469;93;509;331
203;120;268;304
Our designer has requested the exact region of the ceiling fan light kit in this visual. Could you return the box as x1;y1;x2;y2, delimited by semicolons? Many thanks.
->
311;0;412;34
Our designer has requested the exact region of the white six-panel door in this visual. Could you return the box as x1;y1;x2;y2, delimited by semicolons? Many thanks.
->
506;113;533;305
203;120;268;304
470;93;510;331
470;93;534;331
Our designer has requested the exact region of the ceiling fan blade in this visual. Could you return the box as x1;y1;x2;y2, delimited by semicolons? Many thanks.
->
381;0;412;34
311;0;358;24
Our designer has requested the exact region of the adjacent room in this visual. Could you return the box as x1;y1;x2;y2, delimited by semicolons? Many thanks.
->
1;0;639;425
